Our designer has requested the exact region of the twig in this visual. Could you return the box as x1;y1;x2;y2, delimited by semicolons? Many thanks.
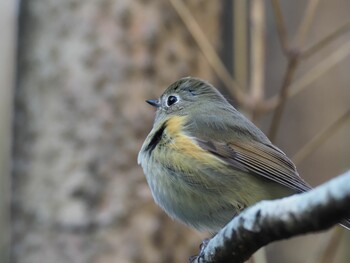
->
233;1;248;93
263;40;350;112
169;0;245;105
268;1;323;141
292;109;350;165
270;0;289;55
268;56;299;142
250;0;265;105
268;0;298;141
191;170;350;263
302;20;350;59
294;0;321;47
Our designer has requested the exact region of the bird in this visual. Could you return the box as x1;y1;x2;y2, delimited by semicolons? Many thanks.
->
138;76;350;232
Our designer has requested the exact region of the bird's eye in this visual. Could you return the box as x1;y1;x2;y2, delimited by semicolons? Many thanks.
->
167;95;178;106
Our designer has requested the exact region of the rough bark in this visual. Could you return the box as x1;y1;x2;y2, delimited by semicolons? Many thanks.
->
13;1;220;262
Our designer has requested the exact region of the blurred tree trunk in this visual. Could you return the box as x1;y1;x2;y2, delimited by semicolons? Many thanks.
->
13;1;220;262
0;1;16;263
13;0;350;262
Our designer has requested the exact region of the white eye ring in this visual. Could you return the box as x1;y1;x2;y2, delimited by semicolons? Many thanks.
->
166;95;179;106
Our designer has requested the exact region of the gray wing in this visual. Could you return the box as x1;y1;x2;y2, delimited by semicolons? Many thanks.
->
195;138;311;193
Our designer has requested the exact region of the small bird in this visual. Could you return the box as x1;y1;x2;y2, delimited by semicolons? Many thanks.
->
138;77;349;232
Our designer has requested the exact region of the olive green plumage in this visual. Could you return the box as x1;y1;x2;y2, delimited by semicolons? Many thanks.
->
138;77;349;231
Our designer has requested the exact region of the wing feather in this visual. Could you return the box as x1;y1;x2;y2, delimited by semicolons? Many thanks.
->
196;138;311;193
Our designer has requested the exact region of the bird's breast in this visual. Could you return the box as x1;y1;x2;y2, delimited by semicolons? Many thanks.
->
142;115;223;168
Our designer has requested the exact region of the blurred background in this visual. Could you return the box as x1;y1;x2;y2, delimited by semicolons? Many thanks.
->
1;0;350;262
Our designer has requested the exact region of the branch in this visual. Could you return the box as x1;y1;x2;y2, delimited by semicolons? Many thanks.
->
169;0;245;105
301;20;350;60
293;109;350;165
294;0;321;47
191;170;350;263
268;56;299;142
264;41;350;112
250;0;265;105
270;0;289;55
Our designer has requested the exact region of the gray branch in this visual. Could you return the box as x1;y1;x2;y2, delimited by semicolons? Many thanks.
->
191;170;350;263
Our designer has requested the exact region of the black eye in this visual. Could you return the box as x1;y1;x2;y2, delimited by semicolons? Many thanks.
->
167;95;178;106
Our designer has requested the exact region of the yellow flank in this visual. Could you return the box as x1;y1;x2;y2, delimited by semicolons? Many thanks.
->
165;116;222;167
164;115;186;135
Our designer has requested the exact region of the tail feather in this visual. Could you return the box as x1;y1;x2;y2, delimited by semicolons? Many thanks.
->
340;219;350;230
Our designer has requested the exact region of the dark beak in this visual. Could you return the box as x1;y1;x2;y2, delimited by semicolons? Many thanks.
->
146;99;160;108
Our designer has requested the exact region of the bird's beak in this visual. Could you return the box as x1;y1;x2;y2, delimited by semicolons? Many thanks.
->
146;99;160;108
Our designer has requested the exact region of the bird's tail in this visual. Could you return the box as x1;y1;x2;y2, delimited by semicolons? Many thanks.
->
340;219;350;230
